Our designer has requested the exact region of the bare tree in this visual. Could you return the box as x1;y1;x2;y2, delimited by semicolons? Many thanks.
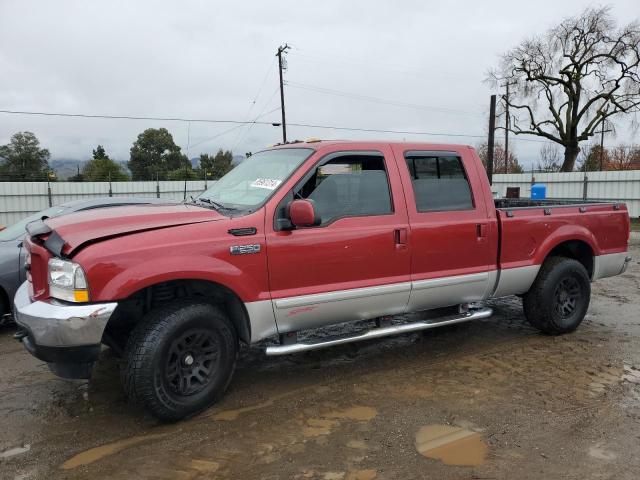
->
489;7;640;171
536;143;562;172
608;144;640;170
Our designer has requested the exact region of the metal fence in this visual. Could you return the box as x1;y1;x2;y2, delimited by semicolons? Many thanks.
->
492;170;640;218
0;180;212;226
2;171;640;227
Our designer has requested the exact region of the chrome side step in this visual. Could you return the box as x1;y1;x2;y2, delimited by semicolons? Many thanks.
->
265;307;493;356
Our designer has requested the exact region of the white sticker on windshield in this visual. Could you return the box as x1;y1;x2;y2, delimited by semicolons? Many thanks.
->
251;178;282;190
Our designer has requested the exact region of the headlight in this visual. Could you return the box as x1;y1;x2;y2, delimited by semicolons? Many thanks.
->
48;258;89;302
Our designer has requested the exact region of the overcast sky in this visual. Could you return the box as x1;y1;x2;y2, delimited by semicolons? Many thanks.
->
0;0;638;168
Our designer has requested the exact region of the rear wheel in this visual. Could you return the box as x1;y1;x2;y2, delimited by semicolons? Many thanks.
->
121;301;238;422
523;257;591;335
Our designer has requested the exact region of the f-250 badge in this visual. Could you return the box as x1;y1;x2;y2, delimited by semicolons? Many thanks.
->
230;244;261;255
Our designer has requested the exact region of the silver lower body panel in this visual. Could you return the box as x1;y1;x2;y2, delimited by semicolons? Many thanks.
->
265;306;493;355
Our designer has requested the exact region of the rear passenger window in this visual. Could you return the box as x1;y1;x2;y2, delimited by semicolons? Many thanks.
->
296;154;393;225
405;153;474;212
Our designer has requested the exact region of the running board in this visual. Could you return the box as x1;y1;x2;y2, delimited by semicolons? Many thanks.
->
265;307;493;356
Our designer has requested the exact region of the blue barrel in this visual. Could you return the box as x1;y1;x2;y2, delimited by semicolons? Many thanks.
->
531;183;546;199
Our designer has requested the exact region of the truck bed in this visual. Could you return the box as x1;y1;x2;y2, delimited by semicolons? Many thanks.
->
495;199;630;274
494;198;619;210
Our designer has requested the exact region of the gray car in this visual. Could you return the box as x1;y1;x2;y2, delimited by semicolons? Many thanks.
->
0;197;167;325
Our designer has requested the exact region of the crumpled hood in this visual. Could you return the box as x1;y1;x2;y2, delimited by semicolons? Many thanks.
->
42;203;223;255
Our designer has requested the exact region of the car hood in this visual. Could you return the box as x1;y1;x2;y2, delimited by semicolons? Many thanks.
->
40;203;223;256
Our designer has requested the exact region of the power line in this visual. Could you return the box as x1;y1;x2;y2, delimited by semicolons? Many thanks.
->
190;107;281;150
0;109;280;126
0;107;594;146
232;88;281;150
286;80;484;116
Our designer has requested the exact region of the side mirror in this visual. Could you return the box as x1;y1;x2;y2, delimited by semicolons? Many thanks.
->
288;199;320;227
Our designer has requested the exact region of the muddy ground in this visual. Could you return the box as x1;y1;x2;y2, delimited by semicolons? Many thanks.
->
1;246;640;480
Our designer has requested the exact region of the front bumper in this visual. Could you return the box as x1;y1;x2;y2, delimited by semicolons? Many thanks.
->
14;282;117;378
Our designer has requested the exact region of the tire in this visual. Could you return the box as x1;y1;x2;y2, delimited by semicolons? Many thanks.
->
0;292;10;328
523;256;591;335
121;300;238;422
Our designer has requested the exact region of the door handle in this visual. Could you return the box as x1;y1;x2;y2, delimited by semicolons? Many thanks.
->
394;228;408;249
476;223;487;239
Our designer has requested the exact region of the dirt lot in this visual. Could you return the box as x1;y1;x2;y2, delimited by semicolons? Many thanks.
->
1;246;640;480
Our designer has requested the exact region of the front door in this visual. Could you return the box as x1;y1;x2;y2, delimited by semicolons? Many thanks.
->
393;146;494;311
265;147;411;333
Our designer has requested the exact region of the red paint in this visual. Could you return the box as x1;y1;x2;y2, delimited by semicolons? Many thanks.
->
289;199;318;227
24;141;630;306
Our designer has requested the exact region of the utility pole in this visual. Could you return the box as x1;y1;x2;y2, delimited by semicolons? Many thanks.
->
595;118;612;171
504;83;510;173
500;81;516;173
276;44;290;143
487;95;497;185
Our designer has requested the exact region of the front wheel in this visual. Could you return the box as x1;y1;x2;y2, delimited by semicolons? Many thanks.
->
121;301;238;422
523;257;591;335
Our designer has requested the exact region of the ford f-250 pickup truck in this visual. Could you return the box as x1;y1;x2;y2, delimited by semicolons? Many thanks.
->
14;140;631;421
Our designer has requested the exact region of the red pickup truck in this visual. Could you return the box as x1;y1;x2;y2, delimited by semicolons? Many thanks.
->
14;140;631;421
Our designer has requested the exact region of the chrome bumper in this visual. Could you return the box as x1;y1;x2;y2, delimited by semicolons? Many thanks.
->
13;282;117;348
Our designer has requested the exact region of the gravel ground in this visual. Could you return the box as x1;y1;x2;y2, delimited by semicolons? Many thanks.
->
1;246;639;479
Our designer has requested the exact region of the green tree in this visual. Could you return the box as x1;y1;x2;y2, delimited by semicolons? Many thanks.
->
82;145;129;181
92;145;109;160
0;131;51;181
128;128;188;180
199;149;234;179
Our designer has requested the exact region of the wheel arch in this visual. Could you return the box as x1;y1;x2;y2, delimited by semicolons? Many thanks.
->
105;278;252;347
543;239;595;278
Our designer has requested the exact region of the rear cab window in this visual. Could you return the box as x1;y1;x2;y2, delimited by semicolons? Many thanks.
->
404;151;474;212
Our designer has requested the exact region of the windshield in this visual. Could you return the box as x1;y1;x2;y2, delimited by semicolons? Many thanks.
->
0;206;68;242
198;148;313;210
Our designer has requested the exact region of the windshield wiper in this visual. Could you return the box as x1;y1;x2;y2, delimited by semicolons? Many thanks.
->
196;197;239;212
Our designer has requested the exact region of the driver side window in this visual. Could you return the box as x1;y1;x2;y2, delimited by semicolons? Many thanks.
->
295;154;393;226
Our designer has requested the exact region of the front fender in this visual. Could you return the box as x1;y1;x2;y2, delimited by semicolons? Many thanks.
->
86;254;268;302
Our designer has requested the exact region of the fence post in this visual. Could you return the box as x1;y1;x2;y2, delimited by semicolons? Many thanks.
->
204;169;207;190
582;173;588;200
46;174;53;207
108;171;113;197
156;172;160;199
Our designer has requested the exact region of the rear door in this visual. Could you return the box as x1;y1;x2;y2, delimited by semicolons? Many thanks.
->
393;146;495;311
265;146;411;333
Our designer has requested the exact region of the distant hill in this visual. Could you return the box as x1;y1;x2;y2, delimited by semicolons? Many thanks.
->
50;158;130;180
50;158;85;180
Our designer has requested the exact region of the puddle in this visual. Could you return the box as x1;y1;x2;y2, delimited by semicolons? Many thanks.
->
0;444;31;459
415;425;487;466
301;406;377;437
346;470;377;480
188;459;220;473
210;387;313;421
61;433;167;470
303;418;340;437
325;406;377;421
